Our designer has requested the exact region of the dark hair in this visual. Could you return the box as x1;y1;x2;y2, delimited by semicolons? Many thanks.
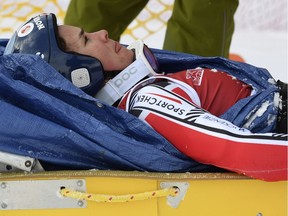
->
56;32;68;52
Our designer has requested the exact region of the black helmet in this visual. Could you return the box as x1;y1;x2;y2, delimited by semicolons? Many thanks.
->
4;13;104;95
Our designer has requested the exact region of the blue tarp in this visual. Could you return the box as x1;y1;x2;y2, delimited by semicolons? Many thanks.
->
0;39;279;171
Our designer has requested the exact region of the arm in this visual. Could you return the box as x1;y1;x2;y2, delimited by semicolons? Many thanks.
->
123;80;287;181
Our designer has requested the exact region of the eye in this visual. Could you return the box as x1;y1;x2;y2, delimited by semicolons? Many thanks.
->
84;36;89;45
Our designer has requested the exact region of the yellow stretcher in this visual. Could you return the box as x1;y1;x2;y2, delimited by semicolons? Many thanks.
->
0;170;287;216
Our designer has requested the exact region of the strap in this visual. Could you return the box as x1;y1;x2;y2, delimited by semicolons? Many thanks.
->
95;58;153;105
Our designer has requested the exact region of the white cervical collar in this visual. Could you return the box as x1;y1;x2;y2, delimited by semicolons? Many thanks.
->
95;40;159;105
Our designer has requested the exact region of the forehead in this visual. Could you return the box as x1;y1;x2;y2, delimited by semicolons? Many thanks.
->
57;25;82;47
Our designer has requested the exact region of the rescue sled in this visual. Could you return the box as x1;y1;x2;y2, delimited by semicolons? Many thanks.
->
0;170;287;216
0;39;287;215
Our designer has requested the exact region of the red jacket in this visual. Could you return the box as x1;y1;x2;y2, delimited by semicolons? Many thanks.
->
119;69;287;181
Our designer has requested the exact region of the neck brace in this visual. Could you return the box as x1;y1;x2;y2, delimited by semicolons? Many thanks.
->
95;40;159;105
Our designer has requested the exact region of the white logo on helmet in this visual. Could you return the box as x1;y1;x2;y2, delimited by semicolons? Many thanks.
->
33;16;45;30
36;52;45;59
18;23;34;37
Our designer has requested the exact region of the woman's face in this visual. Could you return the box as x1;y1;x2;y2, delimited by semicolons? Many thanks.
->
57;25;134;71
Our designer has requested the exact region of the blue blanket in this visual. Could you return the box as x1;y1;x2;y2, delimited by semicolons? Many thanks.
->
0;39;278;171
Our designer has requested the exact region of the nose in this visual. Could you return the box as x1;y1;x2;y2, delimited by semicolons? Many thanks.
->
92;29;109;42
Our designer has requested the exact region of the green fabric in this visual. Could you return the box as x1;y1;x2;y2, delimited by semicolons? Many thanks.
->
163;0;239;57
64;0;148;41
64;0;238;57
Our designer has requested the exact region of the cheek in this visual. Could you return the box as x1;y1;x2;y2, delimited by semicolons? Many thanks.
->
85;46;133;71
118;49;134;69
103;58;124;71
85;47;109;68
98;51;129;71
97;54;118;71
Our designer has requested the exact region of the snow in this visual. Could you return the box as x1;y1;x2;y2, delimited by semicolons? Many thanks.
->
243;100;273;129
230;30;287;82
129;27;287;83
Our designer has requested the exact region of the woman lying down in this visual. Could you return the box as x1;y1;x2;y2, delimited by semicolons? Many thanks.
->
1;13;287;181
